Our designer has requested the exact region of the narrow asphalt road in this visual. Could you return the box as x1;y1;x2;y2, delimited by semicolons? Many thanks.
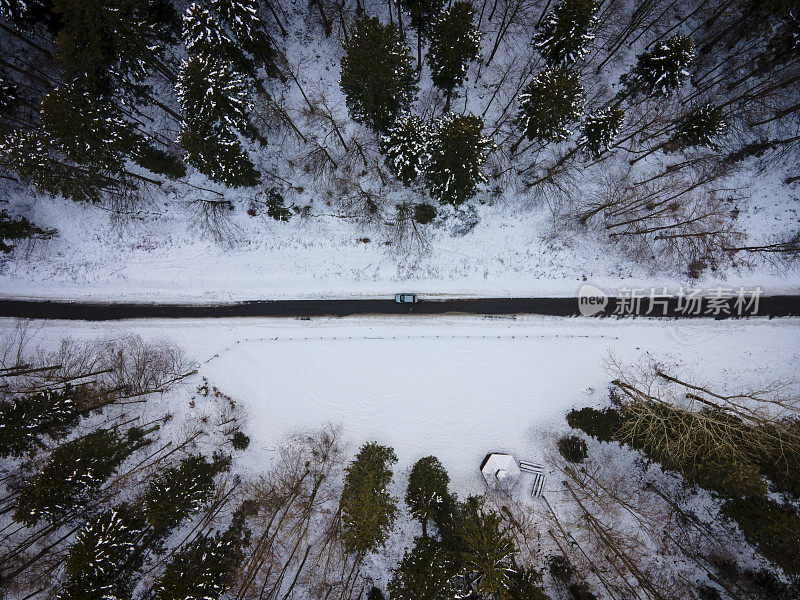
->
0;295;798;321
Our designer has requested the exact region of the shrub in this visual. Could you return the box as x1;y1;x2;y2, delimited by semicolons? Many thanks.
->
231;431;250;450
0;210;55;253
367;587;385;600
547;554;573;581
568;582;598;600
133;145;186;179
414;203;437;224
558;435;588;463
722;496;800;576
566;407;621;442
265;188;292;221
697;585;722;600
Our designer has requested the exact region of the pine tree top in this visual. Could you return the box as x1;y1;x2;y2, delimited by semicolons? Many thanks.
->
426;112;493;206
517;67;585;142
535;0;599;66
340;17;417;131
59;505;146;600
380;115;433;185
671;103;728;150
399;0;446;34
426;2;482;93
622;34;695;97
579;106;624;158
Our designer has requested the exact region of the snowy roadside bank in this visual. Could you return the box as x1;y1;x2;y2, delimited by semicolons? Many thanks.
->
2;187;798;304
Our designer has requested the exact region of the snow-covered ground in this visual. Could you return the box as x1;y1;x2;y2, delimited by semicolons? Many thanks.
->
5;315;797;493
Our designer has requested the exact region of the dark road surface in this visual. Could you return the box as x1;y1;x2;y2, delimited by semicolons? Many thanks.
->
0;295;798;321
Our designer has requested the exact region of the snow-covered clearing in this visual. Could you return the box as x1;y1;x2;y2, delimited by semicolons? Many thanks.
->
5;315;798;493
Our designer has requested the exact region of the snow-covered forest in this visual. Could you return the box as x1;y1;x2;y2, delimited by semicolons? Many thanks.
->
1;0;800;599
0;0;798;297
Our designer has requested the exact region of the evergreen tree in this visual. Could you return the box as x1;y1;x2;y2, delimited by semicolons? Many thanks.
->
153;520;247;600
534;0;599;66
340;17;417;132
230;430;251;449
0;130;106;202
177;55;255;139
405;455;453;538
722;495;800;576
764;11;800;68
669;103;728;151
515;67;585;147
176;55;259;187
132;144;187;179
40;81;184;179
399;0;445;69
40;81;143;175
57;504;147;600
380;115;432;185
507;566;552;600
579;107;624;158
387;537;458;600
183;1;237;60
52;0;178;91
340;442;398;553
557;435;588;463
13;427;151;526
178;0;278;186
183;0;278;77
426;2;481;111
0;386;79;457
457;497;517;600
32;1;186;186
620;34;695;98
143;454;225;535
209;0;277;72
179;123;259;187
0;0;49;29
425;112;493;206
368;587;386;600
0;210;55;253
0;71;19;112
